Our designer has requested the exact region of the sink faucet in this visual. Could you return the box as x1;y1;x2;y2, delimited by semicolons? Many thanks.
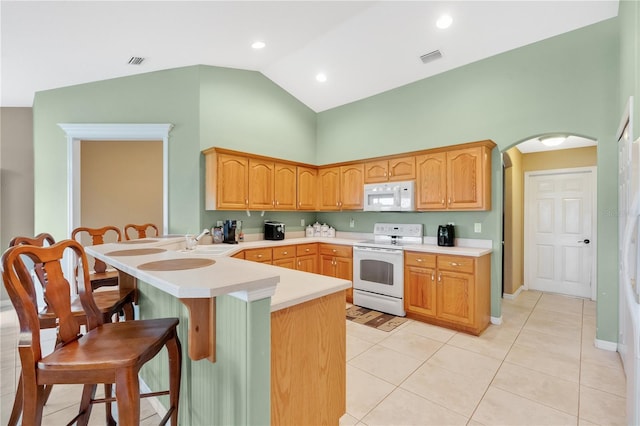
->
195;228;210;241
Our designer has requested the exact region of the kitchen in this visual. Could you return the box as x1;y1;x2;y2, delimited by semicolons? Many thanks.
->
1;1;638;424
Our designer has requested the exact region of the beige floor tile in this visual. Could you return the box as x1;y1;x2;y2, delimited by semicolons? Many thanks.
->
447;331;514;360
1;392;18;425
346;321;391;345
499;304;532;328
580;361;626;397
1;367;18;396
492;361;579;415
427;344;501;383
347;334;376;361
362;387;468;426
349;345;423;385
399;320;457;343
346;364;395;420
521;315;582;343
505;343;580;382
537;293;584;315
377;328;443;361
583;300;596;317
515;328;581;360
581;341;624;370
579;385;627;426
479;322;522;342
340;413;359;425
504;290;542;309
471;386;577;425
400;363;490;417
578;418;599;426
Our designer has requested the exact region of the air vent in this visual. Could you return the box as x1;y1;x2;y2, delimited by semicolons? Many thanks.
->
128;56;145;65
420;50;442;64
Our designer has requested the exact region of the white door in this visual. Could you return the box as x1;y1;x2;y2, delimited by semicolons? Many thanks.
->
525;168;596;299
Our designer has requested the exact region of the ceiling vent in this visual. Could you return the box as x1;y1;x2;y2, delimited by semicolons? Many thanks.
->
128;56;145;65
420;50;442;64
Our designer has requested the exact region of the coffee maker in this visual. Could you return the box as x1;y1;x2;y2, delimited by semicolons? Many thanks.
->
437;224;455;247
223;220;238;244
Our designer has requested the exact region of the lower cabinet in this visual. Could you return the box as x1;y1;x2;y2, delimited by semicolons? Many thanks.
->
295;243;318;273
234;243;320;274
404;251;491;335
319;244;353;303
272;245;296;269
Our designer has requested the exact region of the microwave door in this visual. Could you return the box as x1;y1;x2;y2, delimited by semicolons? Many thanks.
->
366;190;397;210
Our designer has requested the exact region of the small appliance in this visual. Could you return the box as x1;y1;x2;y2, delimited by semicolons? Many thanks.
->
437;224;455;246
264;221;285;240
223;220;238;244
363;180;415;212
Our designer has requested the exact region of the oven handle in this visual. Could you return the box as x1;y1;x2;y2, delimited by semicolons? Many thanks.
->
353;246;404;255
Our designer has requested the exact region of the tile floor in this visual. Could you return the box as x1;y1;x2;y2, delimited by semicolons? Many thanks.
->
0;290;627;425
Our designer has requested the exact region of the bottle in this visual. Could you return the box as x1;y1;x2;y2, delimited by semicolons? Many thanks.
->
237;221;244;242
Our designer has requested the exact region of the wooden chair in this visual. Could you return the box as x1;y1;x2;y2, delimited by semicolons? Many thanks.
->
124;223;159;240
71;226;122;290
1;239;182;426
6;233;137;426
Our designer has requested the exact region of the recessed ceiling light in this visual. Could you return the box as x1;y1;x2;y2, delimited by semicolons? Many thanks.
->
251;41;266;49
436;14;453;29
316;73;327;83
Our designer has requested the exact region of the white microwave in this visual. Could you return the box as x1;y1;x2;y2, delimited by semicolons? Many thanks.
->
363;180;415;211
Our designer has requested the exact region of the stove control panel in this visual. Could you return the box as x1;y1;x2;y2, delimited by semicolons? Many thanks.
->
373;223;423;238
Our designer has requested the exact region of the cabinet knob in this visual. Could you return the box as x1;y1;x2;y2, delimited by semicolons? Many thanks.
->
276;200;280;206
417;258;423;262
298;261;301;266
299;201;302;206
283;251;288;255
438;272;442;282
431;272;435;281
441;199;445;205
384;171;388;176
332;249;337;253
449;262;461;267
448;197;451;205
245;199;249;205
257;254;263;258
305;248;310;252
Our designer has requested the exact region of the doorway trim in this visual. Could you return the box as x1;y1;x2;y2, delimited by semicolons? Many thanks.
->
523;166;598;300
58;123;172;235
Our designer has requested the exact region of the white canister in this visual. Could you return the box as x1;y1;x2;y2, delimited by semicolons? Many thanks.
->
320;223;329;237
327;226;336;238
306;225;314;237
313;221;321;237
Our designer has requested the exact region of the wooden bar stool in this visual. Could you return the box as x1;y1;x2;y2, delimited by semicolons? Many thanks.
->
1;239;182;426
124;223;159;240
71;226;122;290
5;233;137;426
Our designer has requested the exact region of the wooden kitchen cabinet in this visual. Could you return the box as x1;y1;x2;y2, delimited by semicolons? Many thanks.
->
318;164;364;211
272;245;296;269
207;152;249;210
297;166;318;210
404;251;491;335
416;141;494;211
244;247;273;264
364;156;416;183
248;159;297;210
319;244;353;303
295;243;318;273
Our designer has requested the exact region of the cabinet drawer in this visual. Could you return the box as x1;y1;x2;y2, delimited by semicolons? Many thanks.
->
404;251;436;268
319;244;352;258
296;243;318;256
437;255;474;274
273;245;296;260
244;247;273;263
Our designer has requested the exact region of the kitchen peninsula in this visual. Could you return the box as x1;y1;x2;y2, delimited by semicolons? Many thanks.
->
86;236;350;426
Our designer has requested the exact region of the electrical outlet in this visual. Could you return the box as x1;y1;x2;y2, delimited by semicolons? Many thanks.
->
474;223;482;233
301;219;305;227
349;218;355;228
216;220;223;227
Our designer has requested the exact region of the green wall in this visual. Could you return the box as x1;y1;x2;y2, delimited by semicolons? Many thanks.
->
317;19;620;339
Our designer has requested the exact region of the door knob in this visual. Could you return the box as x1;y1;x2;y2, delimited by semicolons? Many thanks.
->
578;239;591;244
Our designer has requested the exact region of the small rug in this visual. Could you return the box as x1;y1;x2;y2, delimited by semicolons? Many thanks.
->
346;305;408;332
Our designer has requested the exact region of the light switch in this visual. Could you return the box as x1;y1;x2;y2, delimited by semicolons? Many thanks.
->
301;219;305;226
350;218;355;228
474;223;482;233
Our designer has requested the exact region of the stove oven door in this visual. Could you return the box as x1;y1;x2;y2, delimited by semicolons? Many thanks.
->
353;246;404;299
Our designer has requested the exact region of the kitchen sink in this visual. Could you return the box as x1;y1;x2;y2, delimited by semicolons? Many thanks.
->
191;245;236;256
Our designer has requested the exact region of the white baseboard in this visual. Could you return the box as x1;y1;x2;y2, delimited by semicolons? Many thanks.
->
491;316;502;325
502;285;523;300
594;338;618;352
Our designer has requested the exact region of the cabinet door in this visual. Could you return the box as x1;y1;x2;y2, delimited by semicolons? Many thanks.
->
274;163;297;210
364;160;389;183
248;158;274;210
319;254;337;277
437;270;474;325
405;265;437;317
217;154;249;210
244;247;273;263
447;147;484;210
416;152;447;210
388;156;416;181
273;258;296;270
334;257;353;303
340;164;364;210
296;254;317;273
297;166;318;210
318;167;341;211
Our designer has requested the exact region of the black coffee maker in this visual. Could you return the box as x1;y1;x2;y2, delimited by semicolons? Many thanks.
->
437;224;455;247
223;220;238;244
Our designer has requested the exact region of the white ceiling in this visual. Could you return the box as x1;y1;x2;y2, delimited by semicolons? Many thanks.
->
1;1;619;112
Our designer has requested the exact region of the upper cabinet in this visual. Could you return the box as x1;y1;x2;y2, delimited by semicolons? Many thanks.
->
318;164;364;211
364;156;416;183
296;166;317;210
205;140;494;212
416;141;494;211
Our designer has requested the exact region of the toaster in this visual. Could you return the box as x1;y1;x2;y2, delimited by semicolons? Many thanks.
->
264;221;285;240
